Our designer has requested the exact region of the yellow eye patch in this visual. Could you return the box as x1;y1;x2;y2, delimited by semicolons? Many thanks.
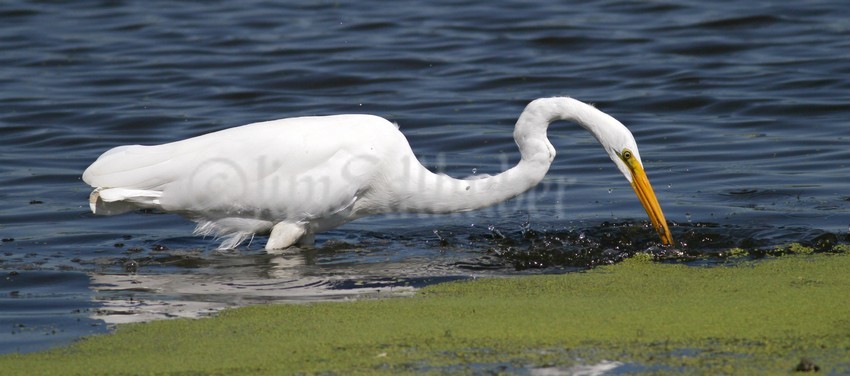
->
618;148;640;170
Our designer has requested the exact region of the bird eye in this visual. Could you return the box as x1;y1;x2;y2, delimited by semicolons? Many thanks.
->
622;149;632;160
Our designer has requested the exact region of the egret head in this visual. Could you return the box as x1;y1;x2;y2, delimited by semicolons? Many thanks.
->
592;120;673;245
601;128;673;246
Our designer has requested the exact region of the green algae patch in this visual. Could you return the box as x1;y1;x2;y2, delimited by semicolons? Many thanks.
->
2;253;849;374
779;242;815;254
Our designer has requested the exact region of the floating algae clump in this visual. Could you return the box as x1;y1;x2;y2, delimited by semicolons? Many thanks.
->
781;242;815;254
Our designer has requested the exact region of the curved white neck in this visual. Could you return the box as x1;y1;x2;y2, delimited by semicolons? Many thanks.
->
376;97;621;214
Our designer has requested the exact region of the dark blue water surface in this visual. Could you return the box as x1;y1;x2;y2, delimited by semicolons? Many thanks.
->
1;1;848;355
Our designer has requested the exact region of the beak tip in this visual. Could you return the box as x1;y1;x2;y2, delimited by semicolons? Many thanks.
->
657;224;673;246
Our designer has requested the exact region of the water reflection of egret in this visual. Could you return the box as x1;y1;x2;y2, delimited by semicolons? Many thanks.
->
90;252;414;324
83;97;673;250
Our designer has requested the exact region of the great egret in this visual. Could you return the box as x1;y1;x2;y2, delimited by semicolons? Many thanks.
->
83;97;674;250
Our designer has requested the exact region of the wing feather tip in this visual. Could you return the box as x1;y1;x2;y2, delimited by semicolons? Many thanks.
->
193;219;272;250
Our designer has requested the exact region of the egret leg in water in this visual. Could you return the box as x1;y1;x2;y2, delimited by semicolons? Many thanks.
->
83;97;673;250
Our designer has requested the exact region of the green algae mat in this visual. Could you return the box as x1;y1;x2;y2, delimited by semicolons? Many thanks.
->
2;252;849;374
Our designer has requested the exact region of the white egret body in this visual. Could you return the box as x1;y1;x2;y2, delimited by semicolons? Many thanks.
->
83;97;673;250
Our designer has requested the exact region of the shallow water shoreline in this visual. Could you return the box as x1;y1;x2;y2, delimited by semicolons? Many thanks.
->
2;250;848;374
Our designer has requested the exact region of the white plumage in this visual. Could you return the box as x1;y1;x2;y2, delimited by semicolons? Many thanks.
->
83;97;673;250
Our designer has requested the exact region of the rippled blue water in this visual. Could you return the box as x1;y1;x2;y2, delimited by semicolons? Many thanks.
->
1;1;848;354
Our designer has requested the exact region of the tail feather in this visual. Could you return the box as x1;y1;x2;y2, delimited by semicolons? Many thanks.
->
89;187;163;215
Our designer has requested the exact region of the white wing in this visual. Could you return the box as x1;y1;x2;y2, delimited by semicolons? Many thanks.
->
83;114;406;226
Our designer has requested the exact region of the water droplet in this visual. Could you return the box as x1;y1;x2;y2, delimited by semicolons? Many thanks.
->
487;225;505;239
433;229;447;246
123;260;138;274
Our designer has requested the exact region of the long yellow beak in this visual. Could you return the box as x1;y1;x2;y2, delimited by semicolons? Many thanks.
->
619;149;673;245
